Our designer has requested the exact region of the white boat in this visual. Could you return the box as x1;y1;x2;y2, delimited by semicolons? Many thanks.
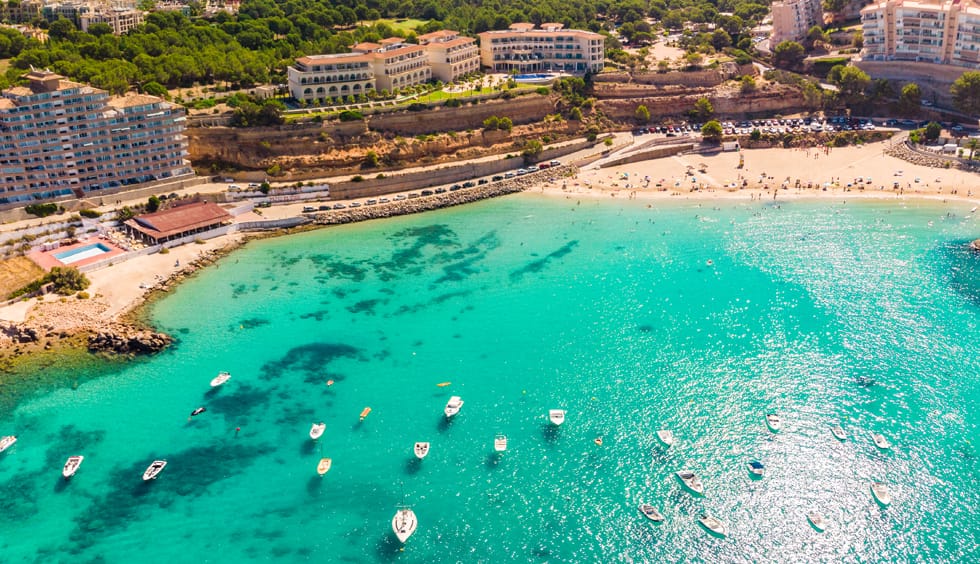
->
656;429;674;447
831;425;847;441
62;455;84;479
807;511;827;532
316;458;332;476
675;470;705;496
391;507;418;543
142;460;167;481
414;442;430;459
494;435;507;452
549;409;566;426
0;435;16;453
747;460;765;477
444;396;463;418
871;482;891;506
765;413;781;433
210;371;231;387
310;422;325;440
871;432;892;450
190;407;207;417
698;514;727;537
639;504;665;523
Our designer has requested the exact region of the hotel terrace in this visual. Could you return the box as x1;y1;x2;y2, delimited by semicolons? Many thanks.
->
477;23;605;75
861;0;980;68
0;70;191;208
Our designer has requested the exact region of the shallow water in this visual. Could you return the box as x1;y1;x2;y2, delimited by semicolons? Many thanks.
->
2;195;980;562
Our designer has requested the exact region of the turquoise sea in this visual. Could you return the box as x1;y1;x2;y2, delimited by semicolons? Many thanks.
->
2;194;980;562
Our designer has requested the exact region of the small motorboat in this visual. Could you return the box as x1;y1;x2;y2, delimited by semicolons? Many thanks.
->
62;456;84;479
436;382;451;387
494;435;507;452
807;511;827;532
675;470;705;496
414;442;430;459
210;371;231;387
698;514;727;537
639;504;665;523
392;507;418;543
871;482;891;506
0;435;16;453
310;422;326;440
359;407;372;421
316;458;332;476
190;407;207;417
326;379;335;386
871;432;892;450
747;460;765;477
765;413;781;433
142;460;167;481
831;425;847;441
444;396;463;418
549;409;566;426
656;429;674;447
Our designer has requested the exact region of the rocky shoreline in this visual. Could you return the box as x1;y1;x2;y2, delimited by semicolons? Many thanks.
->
311;167;572;225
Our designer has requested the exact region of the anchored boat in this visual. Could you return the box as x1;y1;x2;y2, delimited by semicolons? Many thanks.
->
549;409;566;426
444;397;463;418
62;456;84;479
656;429;674;447
765;413;781;433
698;514;727;537
0;435;16;454
316;458;332;476
210;372;231;387
807;511;827;532
391;507;418;543
871;482;891;506
831;425;847;441
747;460;765;477
675;470;705;496
414;442;430;459
494;435;507;452
870;432;892;450
142;460;167;481
639;504;665;523
310;422;325;440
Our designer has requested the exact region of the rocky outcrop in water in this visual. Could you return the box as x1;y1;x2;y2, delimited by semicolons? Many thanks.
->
1;322;38;344
88;327;172;355
970;239;980;252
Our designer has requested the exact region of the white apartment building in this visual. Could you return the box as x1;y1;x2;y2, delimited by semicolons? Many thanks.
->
770;0;823;44
862;0;980;69
477;23;605;74
80;7;144;35
417;30;480;83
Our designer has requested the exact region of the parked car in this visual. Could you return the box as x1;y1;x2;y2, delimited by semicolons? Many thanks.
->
435;187;447;193
302;206;316;212
492;175;504;182
366;199;378;205
478;178;489;185
318;205;330;211
349;202;362;207
462;181;476;188
332;203;346;209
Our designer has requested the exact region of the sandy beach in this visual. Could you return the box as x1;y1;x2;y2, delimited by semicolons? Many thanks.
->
2;138;979;352
550;140;980;206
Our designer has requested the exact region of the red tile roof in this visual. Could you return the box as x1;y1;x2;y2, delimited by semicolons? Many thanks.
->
125;201;231;241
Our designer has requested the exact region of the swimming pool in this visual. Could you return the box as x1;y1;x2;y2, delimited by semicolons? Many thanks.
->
513;73;557;83
54;243;112;264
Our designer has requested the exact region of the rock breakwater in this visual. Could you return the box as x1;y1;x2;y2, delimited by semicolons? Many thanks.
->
311;167;573;225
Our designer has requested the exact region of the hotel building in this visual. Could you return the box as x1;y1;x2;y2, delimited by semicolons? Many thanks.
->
0;70;191;207
289;37;435;102
861;0;980;68
770;0;823;44
477;23;605;74
417;30;480;82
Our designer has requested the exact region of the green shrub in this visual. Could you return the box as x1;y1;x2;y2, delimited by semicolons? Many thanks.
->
407;102;428;111
25;203;59;217
46;266;90;295
338;110;364;121
79;209;101;218
76;291;90;299
351;175;364;182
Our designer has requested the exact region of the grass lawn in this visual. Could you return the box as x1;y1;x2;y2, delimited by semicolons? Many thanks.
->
360;19;429;35
0;256;44;299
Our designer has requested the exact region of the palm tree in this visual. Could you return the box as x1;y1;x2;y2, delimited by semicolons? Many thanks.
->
968;138;979;161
